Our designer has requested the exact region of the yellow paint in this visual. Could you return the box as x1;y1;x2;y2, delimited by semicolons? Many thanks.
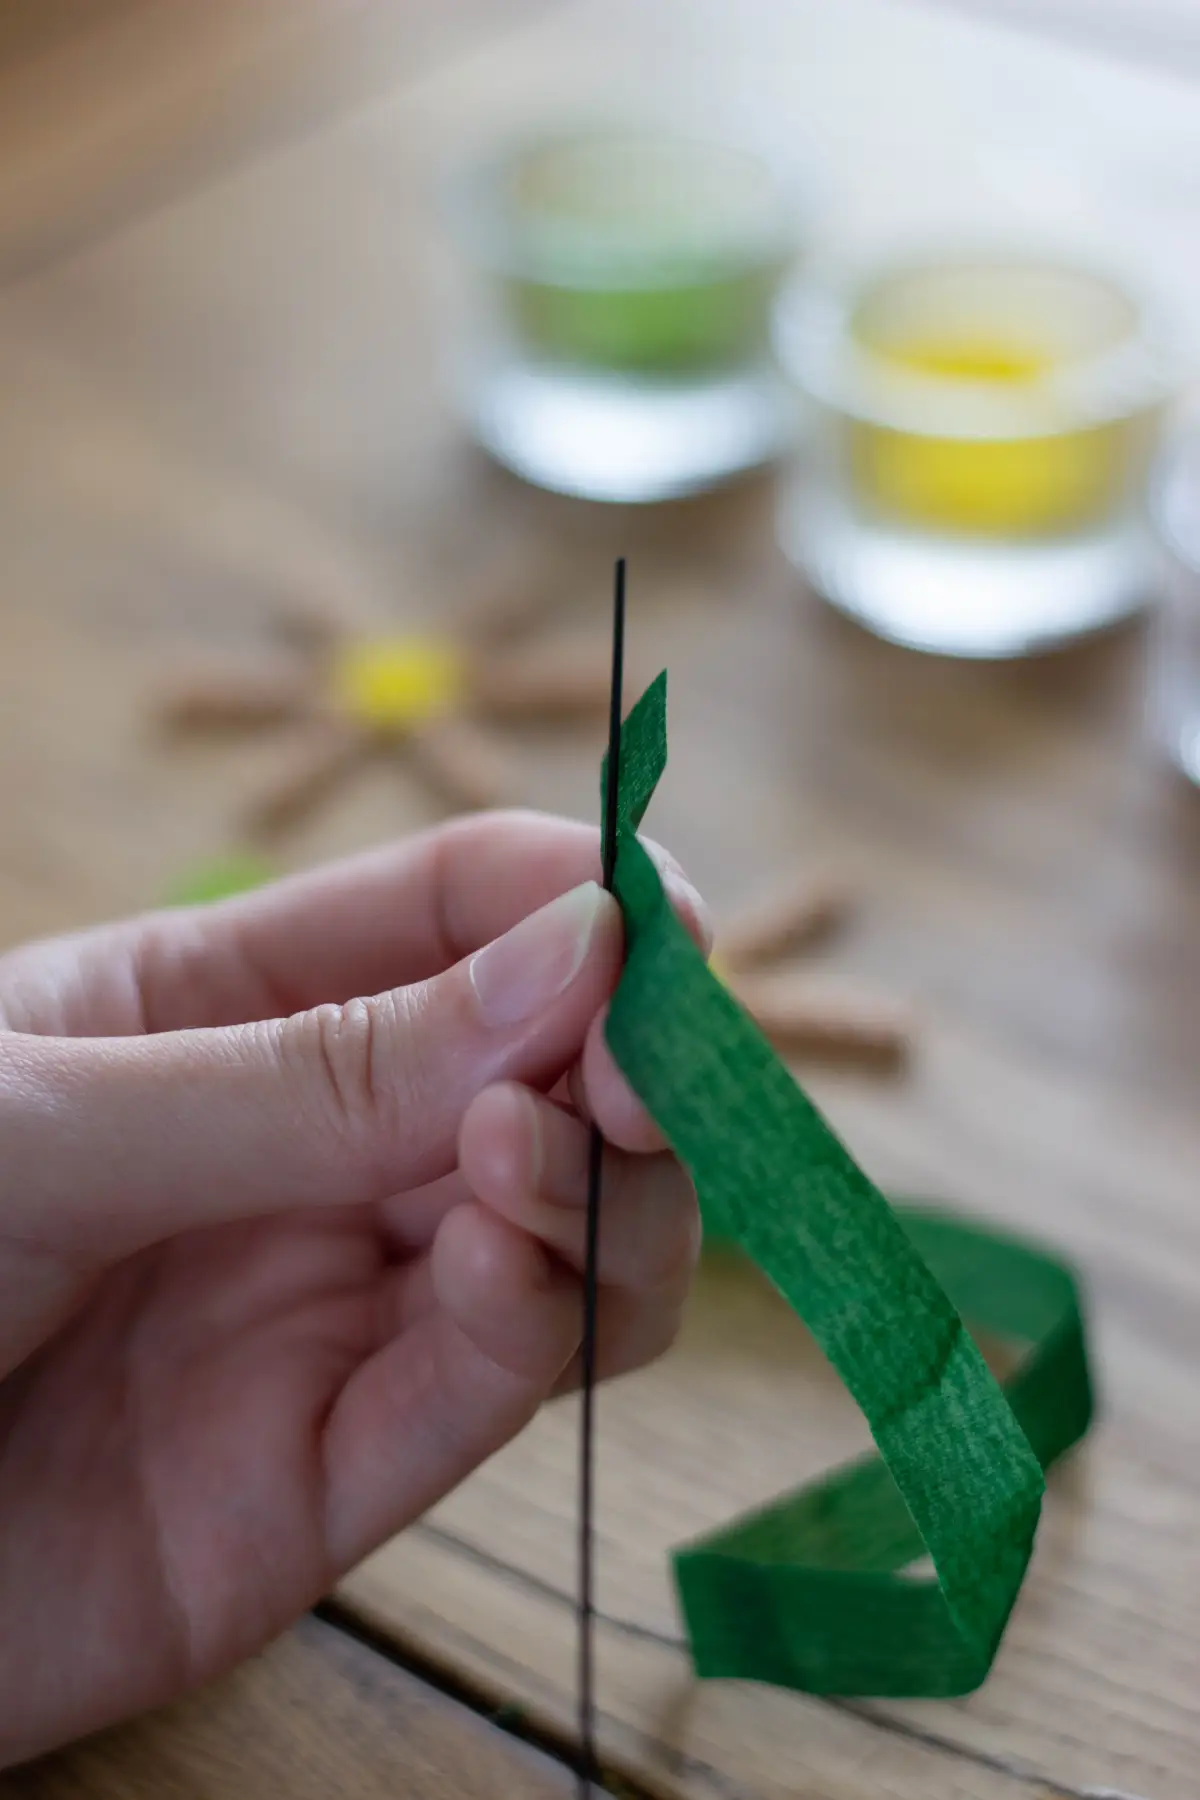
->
851;332;1124;534
880;335;1051;385
331;637;464;729
850;420;1124;534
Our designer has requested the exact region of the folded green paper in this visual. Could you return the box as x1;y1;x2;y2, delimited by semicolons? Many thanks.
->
601;673;1094;1697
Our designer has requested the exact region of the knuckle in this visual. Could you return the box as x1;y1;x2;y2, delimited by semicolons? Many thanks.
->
621;1302;683;1379
278;988;425;1150
650;1306;685;1364
132;913;210;1033
637;1172;702;1289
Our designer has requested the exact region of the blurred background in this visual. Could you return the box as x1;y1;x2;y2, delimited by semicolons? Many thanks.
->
3;6;1200;1797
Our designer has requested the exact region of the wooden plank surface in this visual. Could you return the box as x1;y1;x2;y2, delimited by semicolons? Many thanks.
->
0;4;1198;1800
0;0;538;283
0;0;143;71
0;1614;574;1798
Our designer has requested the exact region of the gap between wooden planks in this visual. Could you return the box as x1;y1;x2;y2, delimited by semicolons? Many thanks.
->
338;1198;1196;1800
0;1612;578;1800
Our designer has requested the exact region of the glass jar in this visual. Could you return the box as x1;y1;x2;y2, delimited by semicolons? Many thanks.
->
775;253;1178;657
1150;432;1200;785
444;129;805;503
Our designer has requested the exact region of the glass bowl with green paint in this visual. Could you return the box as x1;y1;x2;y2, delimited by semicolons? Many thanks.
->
465;130;795;372
446;128;807;501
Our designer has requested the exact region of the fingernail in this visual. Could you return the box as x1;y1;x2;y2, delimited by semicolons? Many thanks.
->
469;882;607;1027
664;870;713;954
643;842;712;950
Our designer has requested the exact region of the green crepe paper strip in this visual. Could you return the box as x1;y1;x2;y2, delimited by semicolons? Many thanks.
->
601;673;1094;1697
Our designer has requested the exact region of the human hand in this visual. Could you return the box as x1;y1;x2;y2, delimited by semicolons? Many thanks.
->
0;813;709;1766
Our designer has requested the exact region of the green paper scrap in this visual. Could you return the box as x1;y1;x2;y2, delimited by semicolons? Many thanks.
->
601;673;1094;1697
164;854;274;907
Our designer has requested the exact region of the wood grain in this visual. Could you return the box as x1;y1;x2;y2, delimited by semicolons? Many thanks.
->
0;1;143;73
0;0;539;283
338;1529;1044;1800
0;3;1198;1799
0;1614;574;1798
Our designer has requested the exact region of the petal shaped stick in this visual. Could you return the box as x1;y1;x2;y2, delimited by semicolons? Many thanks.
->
712;870;911;1072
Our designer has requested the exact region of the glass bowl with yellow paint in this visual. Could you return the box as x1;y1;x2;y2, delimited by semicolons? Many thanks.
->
445;128;805;502
775;253;1178;657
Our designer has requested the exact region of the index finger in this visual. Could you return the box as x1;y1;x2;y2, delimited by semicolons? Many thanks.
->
203;813;706;1021
2;812;708;1036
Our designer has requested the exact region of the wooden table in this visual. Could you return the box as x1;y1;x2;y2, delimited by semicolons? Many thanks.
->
2;4;1199;1798
0;1616;575;1800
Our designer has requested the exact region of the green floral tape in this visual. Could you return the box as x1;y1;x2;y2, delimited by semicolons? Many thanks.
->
602;673;1094;1697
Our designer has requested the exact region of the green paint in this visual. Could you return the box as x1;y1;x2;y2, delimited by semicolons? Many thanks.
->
508;266;779;373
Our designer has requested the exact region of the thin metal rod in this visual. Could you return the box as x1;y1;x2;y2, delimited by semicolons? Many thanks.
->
578;556;626;1796
600;559;626;892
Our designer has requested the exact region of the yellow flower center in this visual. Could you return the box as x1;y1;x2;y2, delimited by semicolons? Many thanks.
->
331;637;464;729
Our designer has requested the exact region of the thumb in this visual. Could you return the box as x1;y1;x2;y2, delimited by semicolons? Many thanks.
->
0;882;620;1261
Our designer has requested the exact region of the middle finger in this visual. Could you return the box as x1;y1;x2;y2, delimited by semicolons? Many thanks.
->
458;1082;700;1294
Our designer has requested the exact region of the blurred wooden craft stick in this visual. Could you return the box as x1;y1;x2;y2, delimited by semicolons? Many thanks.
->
458;578;559;645
407;716;512;812
243;723;369;838
269;588;386;651
155;660;312;729
468;635;618;719
726;971;910;1069
718;872;852;971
